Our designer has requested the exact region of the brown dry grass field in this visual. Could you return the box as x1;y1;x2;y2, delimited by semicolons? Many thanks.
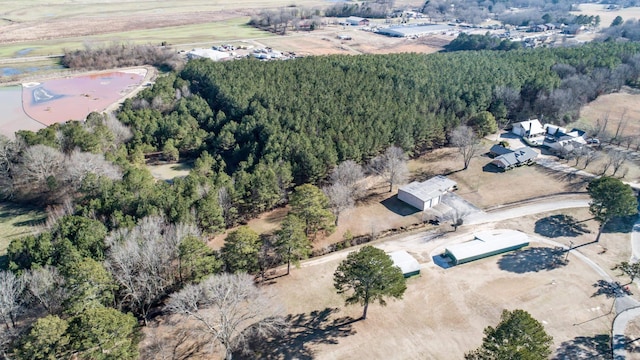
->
571;3;640;29
148;206;631;359
575;87;640;139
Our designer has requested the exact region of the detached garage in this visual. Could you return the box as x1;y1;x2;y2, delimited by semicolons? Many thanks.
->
444;229;529;265
389;250;421;277
397;176;457;211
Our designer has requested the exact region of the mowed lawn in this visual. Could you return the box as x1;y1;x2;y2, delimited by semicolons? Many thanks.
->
0;202;46;254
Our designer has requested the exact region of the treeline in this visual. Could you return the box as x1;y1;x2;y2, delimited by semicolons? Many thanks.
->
325;0;395;18
600;18;640;42
444;33;522;52
249;7;324;34
61;43;182;71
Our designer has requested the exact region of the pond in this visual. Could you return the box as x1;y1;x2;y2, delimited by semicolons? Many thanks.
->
0;68;146;138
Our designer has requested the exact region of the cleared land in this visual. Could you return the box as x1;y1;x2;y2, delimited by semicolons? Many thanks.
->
0;202;46;253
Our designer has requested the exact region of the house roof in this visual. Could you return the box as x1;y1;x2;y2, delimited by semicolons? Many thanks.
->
347;16;367;22
388;250;420;275
492;146;537;167
398;175;457;202
489;144;514;156
513;146;538;162
514;119;544;134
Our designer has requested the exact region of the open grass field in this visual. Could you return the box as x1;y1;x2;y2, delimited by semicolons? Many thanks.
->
0;202;46;254
0;0;428;61
575;87;640;139
571;3;640;29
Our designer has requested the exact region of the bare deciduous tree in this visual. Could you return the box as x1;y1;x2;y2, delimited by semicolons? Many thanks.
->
0;271;24;329
369;146;409;192
609;149;628;177
13;145;65;195
583;148;601;169
166;273;287;360
105;216;200;325
23;266;67;315
450;125;481;170
330;160;366;200
612;110;628;145
218;187;237;227
65;150;122;189
323;183;354;225
104;113;133;146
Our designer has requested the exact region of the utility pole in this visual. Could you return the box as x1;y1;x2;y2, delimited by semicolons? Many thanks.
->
565;241;574;262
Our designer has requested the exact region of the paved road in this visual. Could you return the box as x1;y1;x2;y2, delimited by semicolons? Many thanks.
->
466;195;590;225
304;194;591;267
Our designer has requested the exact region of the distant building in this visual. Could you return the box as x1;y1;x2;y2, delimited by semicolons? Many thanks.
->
397;176;457;211
376;24;454;37
346;16;369;26
186;49;230;62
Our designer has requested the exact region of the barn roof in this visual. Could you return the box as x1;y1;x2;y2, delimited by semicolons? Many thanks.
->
388;250;420;276
445;229;529;265
398;176;457;202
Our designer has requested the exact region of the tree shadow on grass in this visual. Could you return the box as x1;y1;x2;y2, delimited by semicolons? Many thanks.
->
535;165;592;192
591;280;632;298
380;196;420;216
553;334;612;359
242;307;357;359
534;214;591;238
613;334;640;357
497;247;568;273
602;215;636;234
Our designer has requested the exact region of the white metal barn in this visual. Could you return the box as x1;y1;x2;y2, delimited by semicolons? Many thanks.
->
444;229;529;265
388;250;420;277
397;175;457;211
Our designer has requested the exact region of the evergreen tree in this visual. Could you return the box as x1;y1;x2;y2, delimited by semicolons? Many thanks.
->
220;226;261;273
289;184;335;237
465;309;553;360
587;176;637;242
274;215;311;275
333;246;406;320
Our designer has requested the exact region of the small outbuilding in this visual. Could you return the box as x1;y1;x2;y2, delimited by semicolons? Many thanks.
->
397;175;457;211
444;229;529;265
389;250;420;277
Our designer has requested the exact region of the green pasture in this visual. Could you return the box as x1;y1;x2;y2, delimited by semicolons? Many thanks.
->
0;17;272;59
0;202;46;255
0;0;330;22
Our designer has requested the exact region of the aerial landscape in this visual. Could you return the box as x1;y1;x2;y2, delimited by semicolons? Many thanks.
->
4;0;640;359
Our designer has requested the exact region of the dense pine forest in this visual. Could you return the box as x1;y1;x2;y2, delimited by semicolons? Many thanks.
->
2;41;640;358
